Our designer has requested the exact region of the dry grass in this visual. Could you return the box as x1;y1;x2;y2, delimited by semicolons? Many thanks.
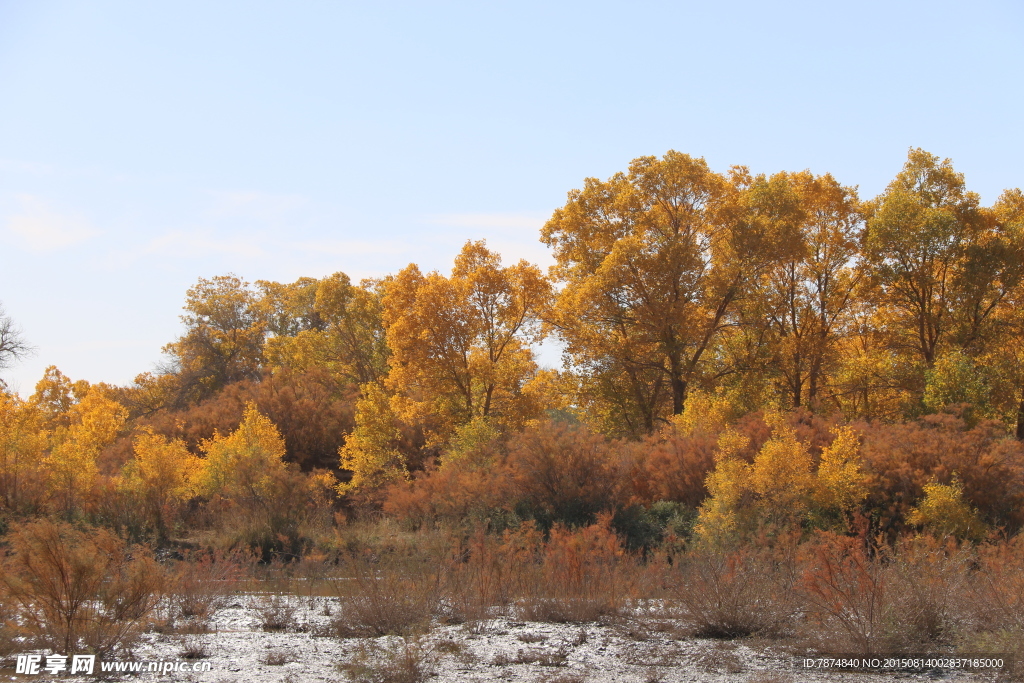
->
518;518;639;624
178;634;210;659
261;647;297;665
797;533;975;655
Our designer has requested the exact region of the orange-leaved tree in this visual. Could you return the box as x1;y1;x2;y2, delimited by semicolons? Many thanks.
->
541;151;804;435
381;240;551;445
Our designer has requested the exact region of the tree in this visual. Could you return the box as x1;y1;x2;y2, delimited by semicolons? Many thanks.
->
978;188;1024;436
195;402;288;502
383;240;551;443
0;392;48;513
264;273;389;386
195;403;332;557
541;151;803;434
45;385;127;519
337;382;406;493
862;149;1006;369
119;430;200;542
162;275;267;404
753;172;863;409
0;302;34;378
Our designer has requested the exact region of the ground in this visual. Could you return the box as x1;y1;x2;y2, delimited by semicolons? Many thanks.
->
6;595;1011;683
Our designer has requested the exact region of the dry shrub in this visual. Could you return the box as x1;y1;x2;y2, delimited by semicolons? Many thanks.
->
261;647;297;665
0;519;164;655
386;420;623;532
505;423;621;529
338;637;436;683
519;516;638;623
252;594;297;631
799;532;990;655
886;535;971;646
969;535;1024;634
798;534;890;654
0;581;22;661
331;549;444;637
443;522;545;626
136;366;355;471
383;462;510;530
670;539;798;639
618;427;718;509
167;549;246;622
509;643;570;666
178;635;209;659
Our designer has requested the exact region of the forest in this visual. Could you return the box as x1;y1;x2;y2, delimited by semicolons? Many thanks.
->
2;148;1024;669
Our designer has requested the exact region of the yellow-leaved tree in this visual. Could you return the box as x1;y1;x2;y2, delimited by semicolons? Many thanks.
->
41;379;127;520
263;273;389;386
337;382;405;493
752;171;863;409
541;152;804;435
120;430;201;542
907;477;986;541
0;391;48;513
693;430;751;545
697;415;868;544
196;403;332;556
748;416;816;528
196;403;288;503
810;426;867;530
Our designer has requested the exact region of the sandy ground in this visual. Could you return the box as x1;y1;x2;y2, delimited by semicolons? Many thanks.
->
5;595;1012;683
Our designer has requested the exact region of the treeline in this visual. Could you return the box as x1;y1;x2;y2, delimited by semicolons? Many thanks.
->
2;147;1024;554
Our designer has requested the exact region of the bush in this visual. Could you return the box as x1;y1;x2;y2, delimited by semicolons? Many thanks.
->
338;637;436;683
519;515;637;624
166;549;246;624
670;538;798;638
504;422;620;530
0;520;164;655
331;549;444;637
858;414;1024;536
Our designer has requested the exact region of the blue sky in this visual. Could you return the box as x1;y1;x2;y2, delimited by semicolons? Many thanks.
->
1;0;1022;394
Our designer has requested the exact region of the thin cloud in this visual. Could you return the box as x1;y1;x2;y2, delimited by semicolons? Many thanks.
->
140;230;269;259
288;238;409;256
5;195;98;251
205;190;309;220
429;212;547;231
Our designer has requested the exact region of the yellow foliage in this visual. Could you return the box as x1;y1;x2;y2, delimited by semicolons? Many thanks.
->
122;429;200;502
46;385;127;517
196;403;288;502
670;389;744;436
383;240;551;444
0;392;48;512
813;426;867;515
907;478;986;541
263;274;388;385
694;430;751;544
749;421;814;524
337;383;406;493
120;429;201;540
698;418;866;541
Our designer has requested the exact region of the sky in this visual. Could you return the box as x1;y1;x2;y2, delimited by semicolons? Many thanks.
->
1;0;1022;395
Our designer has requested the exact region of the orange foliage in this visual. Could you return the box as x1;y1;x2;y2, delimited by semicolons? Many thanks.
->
857;412;1024;536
